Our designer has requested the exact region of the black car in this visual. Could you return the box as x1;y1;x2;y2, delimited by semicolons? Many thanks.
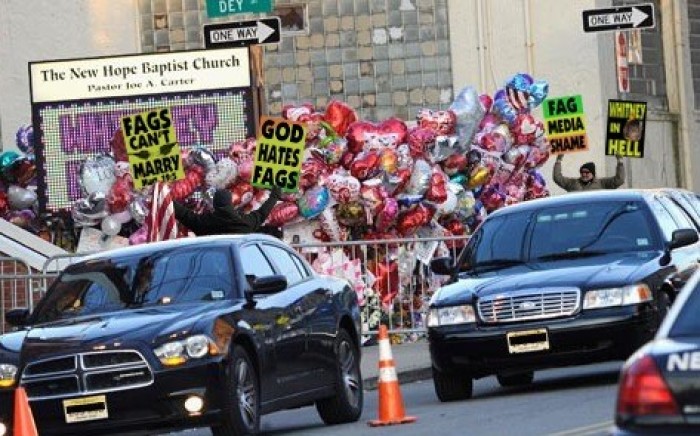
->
0;234;363;435
427;190;700;402
615;269;700;434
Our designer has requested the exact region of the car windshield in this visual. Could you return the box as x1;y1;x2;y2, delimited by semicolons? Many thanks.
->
32;247;234;324
460;200;659;272
668;278;700;337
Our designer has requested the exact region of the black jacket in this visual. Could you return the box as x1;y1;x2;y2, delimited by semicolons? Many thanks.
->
173;194;278;236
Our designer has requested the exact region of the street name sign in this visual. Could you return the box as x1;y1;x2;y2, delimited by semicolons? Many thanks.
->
206;0;273;18
204;18;281;48
582;3;655;33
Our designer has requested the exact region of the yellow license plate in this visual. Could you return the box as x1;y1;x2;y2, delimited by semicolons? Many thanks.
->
63;395;108;423
507;328;550;354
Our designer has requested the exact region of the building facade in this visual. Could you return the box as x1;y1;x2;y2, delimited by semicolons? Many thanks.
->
1;0;698;193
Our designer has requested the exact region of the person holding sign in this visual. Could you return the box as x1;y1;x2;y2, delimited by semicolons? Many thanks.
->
173;187;281;236
552;154;625;192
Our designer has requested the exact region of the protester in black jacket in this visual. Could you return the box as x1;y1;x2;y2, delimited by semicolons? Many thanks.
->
173;186;281;236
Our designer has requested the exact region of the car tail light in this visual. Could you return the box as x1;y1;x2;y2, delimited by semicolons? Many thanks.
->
616;355;679;418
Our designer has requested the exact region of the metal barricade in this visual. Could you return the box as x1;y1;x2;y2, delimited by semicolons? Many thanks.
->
290;235;469;340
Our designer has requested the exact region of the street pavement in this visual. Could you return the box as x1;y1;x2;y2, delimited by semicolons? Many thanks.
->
360;340;432;390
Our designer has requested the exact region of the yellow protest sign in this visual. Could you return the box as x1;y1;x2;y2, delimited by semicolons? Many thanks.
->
252;117;305;193
121;108;184;190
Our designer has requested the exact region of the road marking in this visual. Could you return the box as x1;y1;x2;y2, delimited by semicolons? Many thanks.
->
547;421;614;436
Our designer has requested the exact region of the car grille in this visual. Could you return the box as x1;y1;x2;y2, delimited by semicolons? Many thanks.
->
21;350;153;400
478;287;580;324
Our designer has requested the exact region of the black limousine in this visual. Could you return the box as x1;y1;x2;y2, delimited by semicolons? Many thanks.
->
428;189;700;402
0;235;362;435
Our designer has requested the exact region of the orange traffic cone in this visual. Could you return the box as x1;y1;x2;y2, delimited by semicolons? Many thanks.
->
368;324;417;427
14;387;38;436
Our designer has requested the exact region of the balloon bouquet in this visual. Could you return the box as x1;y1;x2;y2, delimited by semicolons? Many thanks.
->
0;125;40;234
7;73;551;340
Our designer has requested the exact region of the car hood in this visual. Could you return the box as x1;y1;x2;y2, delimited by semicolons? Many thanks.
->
435;252;661;306
16;301;238;361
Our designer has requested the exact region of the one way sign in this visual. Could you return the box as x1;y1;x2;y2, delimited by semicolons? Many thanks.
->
204;17;281;48
582;3;654;33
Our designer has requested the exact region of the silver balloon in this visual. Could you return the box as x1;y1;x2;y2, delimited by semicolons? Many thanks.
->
80;154;117;196
101;215;122;236
7;185;37;210
449;86;486;146
188;146;216;171
429;135;460;162
128;196;148;224
406;159;431;196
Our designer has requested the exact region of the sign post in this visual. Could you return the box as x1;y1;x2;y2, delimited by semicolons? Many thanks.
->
206;0;273;18
204;18;281;48
582;3;655;33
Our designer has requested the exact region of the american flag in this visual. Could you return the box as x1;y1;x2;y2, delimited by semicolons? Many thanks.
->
146;182;178;242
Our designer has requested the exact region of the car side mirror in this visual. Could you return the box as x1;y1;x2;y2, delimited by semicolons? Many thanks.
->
5;308;29;327
430;257;455;276
246;275;288;300
669;228;699;250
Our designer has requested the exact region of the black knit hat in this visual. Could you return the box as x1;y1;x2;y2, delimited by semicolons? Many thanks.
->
580;162;596;176
213;189;232;208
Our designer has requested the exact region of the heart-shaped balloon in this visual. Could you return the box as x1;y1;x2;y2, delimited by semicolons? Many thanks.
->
345;118;408;154
512;113;538;145
107;178;133;213
80;155;117;196
360;183;385;215
110;128;128;162
170;166;204;200
416;108;457;135
15;124;34;155
229;138;256;165
349;152;381;181
425;166;448;204
375;197;399;230
324;100;358;137
188;146;217;172
468;167;492;189
503;145;530;168
442;153;468;176
406;127;437;158
327;172;361;203
525;146;550;169
396;204;434;236
266;201;300;227
230;182;254;207
300;157;330;189
0;191;8;215
449;86;486;145
129;225;148;245
480;184;507;212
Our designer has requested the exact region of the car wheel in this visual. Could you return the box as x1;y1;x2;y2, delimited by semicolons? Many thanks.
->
497;371;534;387
432;366;473;402
315;329;363;424
212;346;260;436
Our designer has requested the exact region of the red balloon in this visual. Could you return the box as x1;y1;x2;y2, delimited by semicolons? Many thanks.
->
416;109;457;136
396;204;433;236
426;166;448;203
282;103;314;121
345;118;407;154
479;94;493;113
230;182;254;207
406;127;437;158
107;179;133;213
170;167;204;201
0;191;8;215
349;152;381;180
110;128;128;162
368;259;399;307
266;201;299;227
300;157;330;189
324;100;358;137
442;153;468;176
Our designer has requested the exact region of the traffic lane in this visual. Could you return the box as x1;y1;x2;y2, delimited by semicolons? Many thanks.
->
166;362;622;436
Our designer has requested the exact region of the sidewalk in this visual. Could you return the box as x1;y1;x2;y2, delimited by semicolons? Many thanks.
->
360;340;432;390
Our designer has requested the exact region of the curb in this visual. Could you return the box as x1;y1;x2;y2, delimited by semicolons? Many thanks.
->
363;367;433;391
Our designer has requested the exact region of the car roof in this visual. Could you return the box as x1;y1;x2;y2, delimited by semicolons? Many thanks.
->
487;189;653;218
79;233;283;263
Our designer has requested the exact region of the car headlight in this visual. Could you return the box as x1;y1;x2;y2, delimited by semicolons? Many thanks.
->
427;305;476;327
154;335;219;366
583;284;652;309
0;364;18;388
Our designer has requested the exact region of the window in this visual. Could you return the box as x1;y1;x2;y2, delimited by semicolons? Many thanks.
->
649;198;682;241
614;0;668;110
658;196;696;229
463;213;529;270
262;245;304;286
239;245;275;281
669;275;700;337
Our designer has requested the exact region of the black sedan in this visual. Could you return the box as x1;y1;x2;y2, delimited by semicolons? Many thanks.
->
0;234;363;435
428;190;700;402
615;269;700;434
